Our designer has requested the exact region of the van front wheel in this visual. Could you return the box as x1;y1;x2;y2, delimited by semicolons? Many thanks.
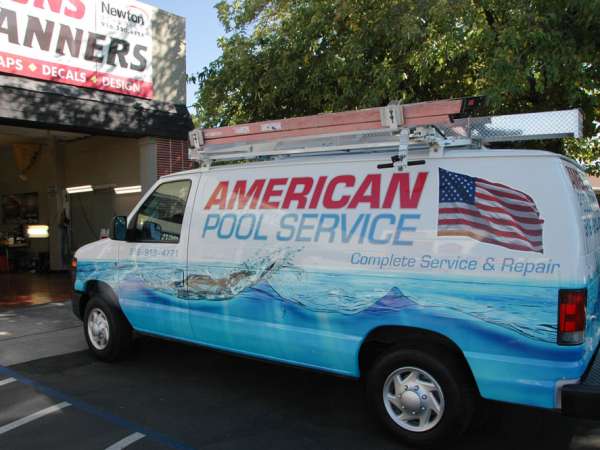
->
366;348;475;447
83;297;132;361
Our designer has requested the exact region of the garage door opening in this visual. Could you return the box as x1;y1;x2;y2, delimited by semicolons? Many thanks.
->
0;125;144;307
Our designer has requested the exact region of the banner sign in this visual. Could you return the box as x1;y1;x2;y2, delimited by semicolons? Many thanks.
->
0;0;156;99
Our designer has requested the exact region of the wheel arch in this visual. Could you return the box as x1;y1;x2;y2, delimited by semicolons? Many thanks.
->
78;280;122;318
358;326;479;393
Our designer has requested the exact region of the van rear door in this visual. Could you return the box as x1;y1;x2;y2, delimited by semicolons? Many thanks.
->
562;162;600;348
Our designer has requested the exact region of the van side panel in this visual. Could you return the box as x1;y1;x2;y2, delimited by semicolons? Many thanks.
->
179;153;591;409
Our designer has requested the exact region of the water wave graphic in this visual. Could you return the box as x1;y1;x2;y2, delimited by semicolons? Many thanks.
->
77;253;558;344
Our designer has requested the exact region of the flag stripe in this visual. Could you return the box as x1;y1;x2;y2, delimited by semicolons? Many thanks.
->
438;230;542;252
439;204;543;228
476;178;534;202
477;184;534;204
474;202;543;223
476;185;538;208
475;196;540;218
438;219;542;245
442;201;543;223
439;209;543;236
438;227;543;250
475;192;538;213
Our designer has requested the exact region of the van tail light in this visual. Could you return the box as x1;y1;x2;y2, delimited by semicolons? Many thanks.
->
558;289;587;345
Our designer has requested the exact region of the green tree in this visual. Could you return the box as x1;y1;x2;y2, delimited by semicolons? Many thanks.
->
192;0;600;169
565;137;600;176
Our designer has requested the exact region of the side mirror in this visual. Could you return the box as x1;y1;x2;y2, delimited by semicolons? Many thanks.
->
111;216;128;241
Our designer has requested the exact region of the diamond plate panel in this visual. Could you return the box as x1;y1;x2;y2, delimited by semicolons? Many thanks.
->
447;109;583;142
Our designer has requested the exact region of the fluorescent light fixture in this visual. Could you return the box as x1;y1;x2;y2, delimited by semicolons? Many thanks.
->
114;185;142;195
66;185;93;194
27;225;49;239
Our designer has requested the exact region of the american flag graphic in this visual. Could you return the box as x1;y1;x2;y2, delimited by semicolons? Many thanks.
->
438;169;544;253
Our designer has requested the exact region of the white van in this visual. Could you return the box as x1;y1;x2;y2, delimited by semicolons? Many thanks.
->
72;101;600;447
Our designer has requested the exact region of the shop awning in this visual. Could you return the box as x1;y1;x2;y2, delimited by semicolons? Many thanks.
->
0;75;193;140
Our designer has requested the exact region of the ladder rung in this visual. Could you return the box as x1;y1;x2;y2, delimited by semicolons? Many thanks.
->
199;97;477;146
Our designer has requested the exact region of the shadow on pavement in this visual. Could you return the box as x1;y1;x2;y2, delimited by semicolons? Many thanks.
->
11;336;595;450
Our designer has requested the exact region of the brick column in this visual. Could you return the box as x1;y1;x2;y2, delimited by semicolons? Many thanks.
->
156;138;195;177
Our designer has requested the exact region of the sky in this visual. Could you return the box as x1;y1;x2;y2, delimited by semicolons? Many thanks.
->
145;1;225;109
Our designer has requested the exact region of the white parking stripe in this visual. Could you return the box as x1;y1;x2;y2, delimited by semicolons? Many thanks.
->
104;432;146;449
0;378;16;387
0;401;71;435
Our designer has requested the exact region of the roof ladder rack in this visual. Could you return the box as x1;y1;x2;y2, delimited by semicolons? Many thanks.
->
188;97;583;170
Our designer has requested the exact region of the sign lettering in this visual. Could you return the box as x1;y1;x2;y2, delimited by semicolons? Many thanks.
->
0;0;155;98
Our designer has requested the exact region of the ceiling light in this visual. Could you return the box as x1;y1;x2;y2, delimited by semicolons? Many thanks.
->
27;225;49;239
114;185;142;195
66;185;93;194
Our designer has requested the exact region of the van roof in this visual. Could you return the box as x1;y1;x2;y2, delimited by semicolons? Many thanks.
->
161;147;584;179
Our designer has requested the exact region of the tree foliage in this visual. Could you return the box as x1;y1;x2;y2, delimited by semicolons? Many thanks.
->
565;137;600;175
192;0;600;169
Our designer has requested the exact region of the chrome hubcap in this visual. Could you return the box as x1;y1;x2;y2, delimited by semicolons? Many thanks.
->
383;366;445;433
87;308;110;350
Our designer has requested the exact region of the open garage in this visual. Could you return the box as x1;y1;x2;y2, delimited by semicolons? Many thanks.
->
0;0;193;306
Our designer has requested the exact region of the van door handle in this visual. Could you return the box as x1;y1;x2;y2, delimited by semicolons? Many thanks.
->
174;269;187;299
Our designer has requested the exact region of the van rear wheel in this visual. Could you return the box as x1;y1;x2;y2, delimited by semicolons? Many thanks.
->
366;348;476;447
83;296;132;361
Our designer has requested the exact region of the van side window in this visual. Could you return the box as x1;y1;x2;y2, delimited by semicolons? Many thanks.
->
134;180;192;243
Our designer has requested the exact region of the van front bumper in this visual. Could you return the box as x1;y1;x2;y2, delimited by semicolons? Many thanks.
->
562;347;600;420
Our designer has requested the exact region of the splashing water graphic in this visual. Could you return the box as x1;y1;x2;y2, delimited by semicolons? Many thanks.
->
180;247;303;300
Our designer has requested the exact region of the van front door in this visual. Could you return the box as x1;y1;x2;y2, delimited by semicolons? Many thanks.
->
185;174;288;358
117;178;195;340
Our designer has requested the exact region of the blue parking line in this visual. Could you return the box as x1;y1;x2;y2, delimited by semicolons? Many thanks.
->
0;365;197;450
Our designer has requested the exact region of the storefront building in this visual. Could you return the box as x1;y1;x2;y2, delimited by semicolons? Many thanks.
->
588;176;600;201
0;0;194;273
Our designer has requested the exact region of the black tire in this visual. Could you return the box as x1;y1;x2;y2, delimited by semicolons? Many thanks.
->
366;348;477;448
83;296;133;362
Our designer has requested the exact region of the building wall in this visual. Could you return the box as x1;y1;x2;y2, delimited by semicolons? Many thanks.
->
63;136;143;250
63;136;141;187
152;10;187;106
64;136;197;250
0;144;54;257
63;136;196;253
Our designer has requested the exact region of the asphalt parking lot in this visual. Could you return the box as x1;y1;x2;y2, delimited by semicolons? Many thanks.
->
1;302;600;450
